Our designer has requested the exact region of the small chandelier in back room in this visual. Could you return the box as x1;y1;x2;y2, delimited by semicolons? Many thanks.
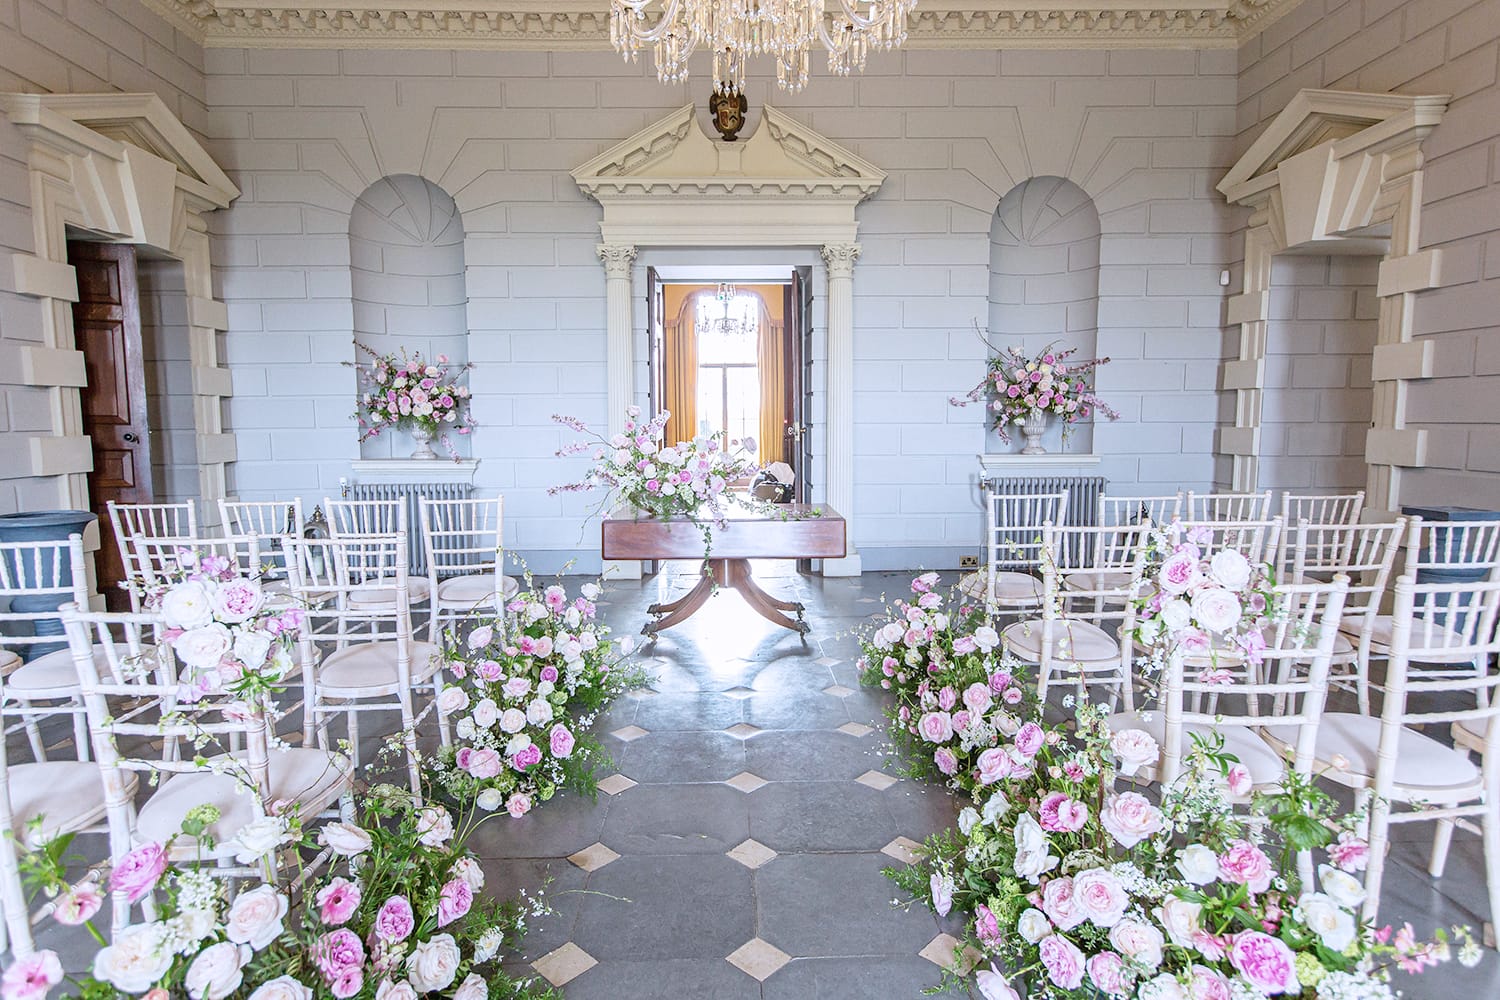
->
608;0;917;96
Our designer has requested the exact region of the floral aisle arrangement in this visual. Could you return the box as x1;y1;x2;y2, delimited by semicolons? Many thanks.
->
856;573;1034;791
350;344;475;461
951;341;1119;446
11;781;561;1000
887;704;1475;1000
429;577;645;817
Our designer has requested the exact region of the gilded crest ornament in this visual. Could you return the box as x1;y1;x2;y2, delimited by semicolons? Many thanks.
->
710;90;748;141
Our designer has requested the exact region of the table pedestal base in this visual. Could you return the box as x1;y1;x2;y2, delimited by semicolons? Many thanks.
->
645;559;808;636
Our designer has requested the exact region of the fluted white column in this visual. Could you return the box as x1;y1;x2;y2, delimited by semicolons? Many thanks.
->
821;243;861;576
597;243;641;580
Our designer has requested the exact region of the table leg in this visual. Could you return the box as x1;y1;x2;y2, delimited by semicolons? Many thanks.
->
722;559;809;634
642;562;720;635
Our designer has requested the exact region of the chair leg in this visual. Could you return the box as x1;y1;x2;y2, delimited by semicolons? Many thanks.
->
1431;818;1456;877
71;702;91;763
21;708;46;762
1484;767;1500;950
431;673;452;747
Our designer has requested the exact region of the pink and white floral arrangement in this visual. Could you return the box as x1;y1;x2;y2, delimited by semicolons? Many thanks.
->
431;577;644;817
351;344;475;460
952;342;1119;445
888;703;1475;1000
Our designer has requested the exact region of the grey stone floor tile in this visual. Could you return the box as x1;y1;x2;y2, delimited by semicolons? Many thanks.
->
630;691;746;731
745;729;888;782
744;690;854;731
612;729;749;783
748;780;899;853
882;779;963;841
599;781;752;854
571;854;754;960
756;852;944;959
478;857;590;959
560;959;762;1000
762;955;975;999
466;788;611;860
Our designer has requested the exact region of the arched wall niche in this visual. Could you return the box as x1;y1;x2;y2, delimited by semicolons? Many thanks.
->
987;176;1102;455
348;174;469;459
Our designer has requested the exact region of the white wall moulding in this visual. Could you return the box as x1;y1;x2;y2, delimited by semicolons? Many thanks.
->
4;254;78;302
350;460;480;484
978;454;1103;472
1220;359;1263;392
1215;88;1450;517
188;296;231;331
27;436;94;478
138;0;1304;48
17;348;88;389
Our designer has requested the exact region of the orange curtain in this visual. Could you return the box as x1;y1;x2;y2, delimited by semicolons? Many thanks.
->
757;307;785;466
662;294;699;447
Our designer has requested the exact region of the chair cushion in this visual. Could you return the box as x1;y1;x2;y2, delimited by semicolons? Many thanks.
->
958;570;1043;604
8;761;135;847
319;640;441;691
1108;710;1287;791
0;650;21;677
1265;712;1480;795
136;747;352;859
3;644;157;697
1062;569;1133;593
436;573;519;605
1003;619;1120;663
348;576;431;606
1338;614;1474;662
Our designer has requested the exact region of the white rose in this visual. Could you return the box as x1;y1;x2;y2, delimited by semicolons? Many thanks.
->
499;708;527;734
1295;892;1356;952
877;622;904;648
578;631;597;652
320;821;373;857
1160;599;1192;632
931;613;949;631
580;583;601;600
976;967;1021;1000
472;698;500;729
405;933;461;992
1176;844;1220;885
225;884;288;950
473;927;503;964
174;908;217;946
505;733;530;756
248;976;313;1000
557;638;583;662
526;698;554;726
1210;549;1252;590
1138;973;1188;1000
417;806;454;847
231;815;291;865
1017;908;1051;943
1317;864;1367;909
1191;587;1243;635
452;973;487;1000
537;680;556;697
957;807;980;836
375;980;418;1000
981;791;1010;826
466;625;494;651
1109;728;1160;778
1012;813;1058;884
1110;916;1165;969
231;629;274;671
565;607;582;629
161;581;215;629
450;856;485;891
1154;896;1202;948
94;924;174;993
184;941;251;1000
438;686;470;716
973;625;1000;651
455;718;476;740
173;623;234;668
476;788;505;812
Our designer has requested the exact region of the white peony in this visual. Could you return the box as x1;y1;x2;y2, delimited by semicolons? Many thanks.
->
405;933;461;992
173;623;234;668
1176;844;1220;885
452;973;487;1000
1191;587;1243;635
437;686;470;716
1160;599;1193;632
1294;892;1356;952
232;629;274;671
1317;864;1367;909
231;815;291;865
320;821;373;857
161;581;215;630
416;806;454;847
505;733;531;756
224;884;288;950
476;788;505;812
473;927;504;964
466;625;494;651
183;941;250;1000
1017;908;1051;943
248;976;313;1000
375;980;417;1000
957;807;980;836
1109;728;1160;778
1210;549;1252;590
1012;812;1058;884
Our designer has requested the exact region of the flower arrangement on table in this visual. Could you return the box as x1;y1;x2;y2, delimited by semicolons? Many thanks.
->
350;344;475;461
951;341;1119;447
857;572;1034;790
887;703;1475;1000
11;779;561;1000
429;576;646;818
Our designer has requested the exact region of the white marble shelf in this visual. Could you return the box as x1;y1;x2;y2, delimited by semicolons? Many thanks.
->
349;459;480;483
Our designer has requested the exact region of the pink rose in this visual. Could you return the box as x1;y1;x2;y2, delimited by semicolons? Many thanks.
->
988;670;1013;693
1189;965;1231;1000
1040;934;1085;990
1228;931;1299;994
936;686;957;711
1218;840;1273;894
963;683;993;714
475;660;504;682
1225;763;1253;798
455;747;473;770
1037;792;1088;833
329;968;363;999
1100;792;1164;849
973;904;1002;949
1003;687;1024;705
1013;722;1044;758
437;878;473;927
2;951;62;1000
374;896;415;942
975;747;1013;785
934;748;958;776
109;843;167;904
1072;868;1128;928
1329;832;1370;873
953;635;978;655
314;928;366;977
539;665;559;683
465;747;502;779
550;724;576;759
917;711;954;743
315;877;362;926
1086;952;1132;997
511;743;543;771
951;710;972;732
506;792;532;818
1159;550;1204;596
1041;876;1085;931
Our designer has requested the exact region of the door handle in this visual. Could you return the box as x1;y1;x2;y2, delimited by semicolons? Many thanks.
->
123;432;139;443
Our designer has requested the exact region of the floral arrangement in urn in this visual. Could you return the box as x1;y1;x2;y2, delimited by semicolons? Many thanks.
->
887;704;1476;1000
952;341;1118;451
351;344;474;461
429;577;645;817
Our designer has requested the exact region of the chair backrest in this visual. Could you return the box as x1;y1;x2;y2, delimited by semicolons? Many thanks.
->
219;498;302;538
1183;490;1274;522
1098;493;1183;529
1158;575;1350;787
1280;491;1364;529
1406;518;1500;577
1171;518;1284;569
325;497;406;537
107;501;199;610
0;535;88;659
985;488;1067;577
1289;519;1405;626
419;495;503;583
125;536;266;602
282;533;413;638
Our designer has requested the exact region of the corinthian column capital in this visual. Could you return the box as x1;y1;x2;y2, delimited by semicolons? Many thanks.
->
596;243;637;278
820;243;861;278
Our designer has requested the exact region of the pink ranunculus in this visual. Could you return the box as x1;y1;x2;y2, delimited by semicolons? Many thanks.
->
1218;840;1273;894
1100;792;1164;849
1041;876;1085;931
1228;931;1299;994
314;928;366;978
465;747;502;778
934;747;958;776
511;743;543;770
973;905;1002;949
315;877;362;926
1086;952;1132;997
437;878;473;927
374;896;415;943
1;950;62;1000
1013;722;1044;758
975;747;1013;785
506;792;532;818
550;724;576;758
1039;934;1086;990
917;711;954;744
1189;965;1231;1000
109;843;167;904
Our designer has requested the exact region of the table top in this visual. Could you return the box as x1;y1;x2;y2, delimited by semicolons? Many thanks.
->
601;504;845;561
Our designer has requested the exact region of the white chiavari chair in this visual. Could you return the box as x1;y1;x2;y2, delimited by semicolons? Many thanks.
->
960;487;1068;615
1183;490;1274;523
60;604;353;930
1275;492;1365;576
107;501;197;611
419;495;519;645
1004;522;1149;707
282;534;446;791
1099;493;1184;530
323;498;432;632
219;498;302;581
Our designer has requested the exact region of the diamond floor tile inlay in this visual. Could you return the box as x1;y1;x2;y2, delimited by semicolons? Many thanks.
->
723;722;760;739
814;656;841;666
723;686;756;699
567;842;621;872
918;933;963;971
837;722;875;737
725;771;769;793
855;769;899;791
881;836;922;865
726;838;778;870
597;773;638;795
726;937;791;982
610;724;650;742
533;942;598;986
823;683;855;697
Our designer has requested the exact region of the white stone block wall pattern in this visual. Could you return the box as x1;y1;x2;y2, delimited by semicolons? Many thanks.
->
0;0;207;514
139;259;201;501
1259;255;1377;494
1237;0;1500;510
197;47;1240;569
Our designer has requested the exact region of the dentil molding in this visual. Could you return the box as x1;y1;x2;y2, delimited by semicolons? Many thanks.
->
142;1;1303;49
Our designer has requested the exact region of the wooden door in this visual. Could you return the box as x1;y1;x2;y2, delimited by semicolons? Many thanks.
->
68;241;151;610
788;267;814;503
646;266;665;421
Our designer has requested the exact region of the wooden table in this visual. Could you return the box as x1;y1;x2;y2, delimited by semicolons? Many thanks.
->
601;504;845;636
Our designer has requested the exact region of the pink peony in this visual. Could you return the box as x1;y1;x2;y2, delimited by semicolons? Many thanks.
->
975;747;1013;785
1189;965;1231;1000
1086;952;1132;997
1159;550;1205;596
511;743;543;771
506;792;532;818
2;950;62;1000
315;877;362;926
1037;792;1089;833
1217;840;1273;895
109;843;167;904
1039;934;1085;990
1100;792;1164;849
1042;876;1085;931
313;929;366;978
917;711;954;744
1227;931;1299;994
374;896;415;943
465;747;503;779
1013;722;1044;758
437;878;473;927
550;724;576;759
1072;868;1129;928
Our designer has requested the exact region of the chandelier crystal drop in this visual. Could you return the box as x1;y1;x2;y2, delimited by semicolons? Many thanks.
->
609;0;916;96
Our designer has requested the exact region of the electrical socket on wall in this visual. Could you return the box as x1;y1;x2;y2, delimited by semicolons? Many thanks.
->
959;555;979;569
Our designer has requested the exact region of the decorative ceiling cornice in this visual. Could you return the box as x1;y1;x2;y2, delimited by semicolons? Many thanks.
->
141;0;1304;49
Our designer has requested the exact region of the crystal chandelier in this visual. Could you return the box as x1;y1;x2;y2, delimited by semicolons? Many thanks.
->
703;283;753;340
608;0;917;96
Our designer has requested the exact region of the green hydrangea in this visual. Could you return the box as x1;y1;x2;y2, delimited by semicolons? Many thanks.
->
1295;950;1327;988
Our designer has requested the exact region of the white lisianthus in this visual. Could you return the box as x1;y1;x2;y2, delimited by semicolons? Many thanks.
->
224;884;288;950
1210;548;1252;590
320;821;373;857
174;623;234;668
183;941;250;1000
1294;892;1356;952
505;732;531;756
405;933;461;992
230;815;291;865
580;582;601;600
1176;844;1220;885
537;680;556;697
1012;813;1058;884
1017;908;1051;943
161;581;215;630
1317;864;1367;908
476;788;505;812
957;807;980;836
